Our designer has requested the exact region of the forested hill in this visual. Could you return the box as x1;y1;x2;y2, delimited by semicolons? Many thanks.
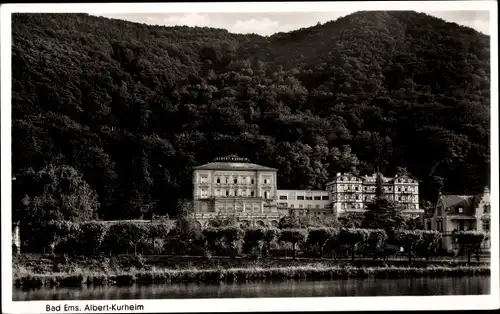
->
11;11;490;221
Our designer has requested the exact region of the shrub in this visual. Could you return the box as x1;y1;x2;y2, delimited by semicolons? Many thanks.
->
262;228;280;258
243;228;265;256
338;228;369;261
394;230;424;262
202;227;222;255
279;229;308;259
165;218;205;256
54;222;82;256
455;231;487;262
78;221;109;256
364;229;388;258
306;227;333;257
149;221;176;241
323;228;341;258
103;222;149;255
218;226;245;258
416;231;442;260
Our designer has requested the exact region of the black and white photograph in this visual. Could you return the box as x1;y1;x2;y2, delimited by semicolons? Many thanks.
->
1;1;498;313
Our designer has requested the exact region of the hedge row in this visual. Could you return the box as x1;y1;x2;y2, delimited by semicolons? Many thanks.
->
23;220;489;261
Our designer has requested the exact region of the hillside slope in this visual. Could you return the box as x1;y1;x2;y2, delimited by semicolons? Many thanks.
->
11;11;490;220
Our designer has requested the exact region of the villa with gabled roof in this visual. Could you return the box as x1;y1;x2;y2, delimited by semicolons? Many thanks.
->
424;186;491;252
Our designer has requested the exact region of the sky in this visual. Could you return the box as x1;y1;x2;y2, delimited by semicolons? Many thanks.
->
97;11;490;36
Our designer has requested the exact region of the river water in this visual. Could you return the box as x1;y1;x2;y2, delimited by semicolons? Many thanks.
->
14;276;490;301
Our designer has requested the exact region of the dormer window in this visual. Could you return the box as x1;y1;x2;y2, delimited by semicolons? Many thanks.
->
458;207;463;213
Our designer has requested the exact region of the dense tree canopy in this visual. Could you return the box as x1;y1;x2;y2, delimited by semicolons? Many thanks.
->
12;11;490;220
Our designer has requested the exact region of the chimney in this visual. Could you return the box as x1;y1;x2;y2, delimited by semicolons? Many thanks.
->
336;173;341;177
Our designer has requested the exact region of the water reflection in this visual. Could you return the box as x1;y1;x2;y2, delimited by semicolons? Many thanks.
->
14;276;490;301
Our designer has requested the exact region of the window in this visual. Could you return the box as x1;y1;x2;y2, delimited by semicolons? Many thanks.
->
290;204;294;208
234;178;238;184
484;205;490;213
216;177;221;184
314;196;321;200
264;192;269;199
264;179;268;184
482;220;490;231
251;191;255;197
225;177;229;184
316;204;320;208
343;177;347;181
306;196;313;200
458;207;463;213
297;196;305;200
200;175;208;183
355;186;359;191
251;179;254;184
299;204;303;208
322;196;329;200
215;189;220;196
226;190;229;197
279;195;288;200
307;204;312;208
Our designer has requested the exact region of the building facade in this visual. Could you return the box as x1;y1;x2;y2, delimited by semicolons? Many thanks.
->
192;156;282;227
325;172;421;217
192;157;422;226
424;187;490;252
276;190;332;218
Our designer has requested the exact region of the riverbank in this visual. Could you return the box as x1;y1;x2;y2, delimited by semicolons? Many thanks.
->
14;265;490;288
13;254;490;276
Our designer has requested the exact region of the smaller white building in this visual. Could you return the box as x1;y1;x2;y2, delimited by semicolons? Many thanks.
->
276;190;332;218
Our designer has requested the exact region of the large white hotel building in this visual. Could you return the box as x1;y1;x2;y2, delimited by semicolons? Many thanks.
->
192;156;422;227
